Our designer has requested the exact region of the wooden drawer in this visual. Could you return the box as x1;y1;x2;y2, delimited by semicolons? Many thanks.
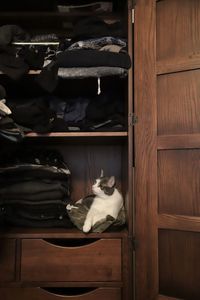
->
0;239;16;282
21;238;121;282
0;287;121;300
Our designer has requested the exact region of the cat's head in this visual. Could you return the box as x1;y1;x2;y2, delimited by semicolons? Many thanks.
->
92;170;116;197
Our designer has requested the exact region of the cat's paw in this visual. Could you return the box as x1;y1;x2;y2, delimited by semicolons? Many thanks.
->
83;223;91;233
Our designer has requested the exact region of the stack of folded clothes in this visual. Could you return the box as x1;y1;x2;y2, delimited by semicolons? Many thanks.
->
0;18;131;92
0;149;73;228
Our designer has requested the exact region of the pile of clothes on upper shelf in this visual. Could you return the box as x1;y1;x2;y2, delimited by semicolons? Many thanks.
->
0;149;73;228
0;14;131;92
0;81;126;141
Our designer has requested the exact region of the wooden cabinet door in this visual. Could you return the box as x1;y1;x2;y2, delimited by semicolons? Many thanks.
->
135;0;200;299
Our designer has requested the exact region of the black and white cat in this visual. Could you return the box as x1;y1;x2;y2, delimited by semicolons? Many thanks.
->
81;170;123;233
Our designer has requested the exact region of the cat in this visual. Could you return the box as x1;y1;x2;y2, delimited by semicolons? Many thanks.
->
81;170;123;233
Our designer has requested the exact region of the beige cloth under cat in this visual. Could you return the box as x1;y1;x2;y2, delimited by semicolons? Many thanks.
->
66;195;126;233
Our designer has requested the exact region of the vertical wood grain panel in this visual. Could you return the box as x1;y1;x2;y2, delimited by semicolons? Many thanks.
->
157;70;200;135
158;150;200;216
60;145;123;202
135;0;158;299
157;0;200;63
0;239;16;282
159;230;200;299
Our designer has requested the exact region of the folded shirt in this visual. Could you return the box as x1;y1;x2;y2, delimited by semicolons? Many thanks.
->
56;49;131;69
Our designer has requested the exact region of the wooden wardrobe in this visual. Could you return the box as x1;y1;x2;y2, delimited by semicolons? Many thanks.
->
0;0;199;299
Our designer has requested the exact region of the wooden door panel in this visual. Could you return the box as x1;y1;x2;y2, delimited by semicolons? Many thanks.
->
159;230;200;300
136;0;200;299
157;70;200;135
158;150;200;216
157;0;200;63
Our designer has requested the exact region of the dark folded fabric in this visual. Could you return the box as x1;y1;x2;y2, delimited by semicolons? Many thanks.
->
0;199;69;205
0;149;69;170
2;215;74;228
0;25;30;46
0;116;24;142
0;1;56;11
35;61;59;93
9;98;56;133
0;85;6;99
72;17;125;39
0;165;70;180
0;52;29;80
0;179;68;195
1;203;68;221
56;49;131;69
19;46;46;70
0;190;68;201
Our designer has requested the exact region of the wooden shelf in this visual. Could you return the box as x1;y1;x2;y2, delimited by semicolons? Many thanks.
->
157;134;200;150
157;56;200;75
0;227;127;238
158;214;200;233
25;132;128;138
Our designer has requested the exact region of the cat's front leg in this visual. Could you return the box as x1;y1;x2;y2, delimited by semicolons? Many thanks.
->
83;214;92;233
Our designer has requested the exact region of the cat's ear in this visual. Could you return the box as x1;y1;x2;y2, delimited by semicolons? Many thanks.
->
107;176;115;188
100;169;104;178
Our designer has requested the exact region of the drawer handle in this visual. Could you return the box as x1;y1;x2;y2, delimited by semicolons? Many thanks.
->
41;287;97;297
43;238;99;247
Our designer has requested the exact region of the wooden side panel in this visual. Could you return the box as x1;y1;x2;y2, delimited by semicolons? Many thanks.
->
159;230;200;300
134;0;157;299
0;239;16;282
157;70;200;135
158;150;200;216
157;0;200;63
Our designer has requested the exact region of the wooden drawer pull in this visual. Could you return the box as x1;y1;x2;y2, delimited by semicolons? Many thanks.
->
41;287;97;297
43;238;99;248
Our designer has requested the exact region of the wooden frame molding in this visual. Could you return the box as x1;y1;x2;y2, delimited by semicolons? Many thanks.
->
134;0;158;299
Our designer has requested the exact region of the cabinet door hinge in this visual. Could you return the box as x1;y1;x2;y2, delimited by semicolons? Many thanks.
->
132;238;139;251
129;113;138;126
132;0;136;7
129;237;138;251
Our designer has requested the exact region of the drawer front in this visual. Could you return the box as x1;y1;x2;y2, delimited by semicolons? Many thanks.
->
21;238;121;282
0;287;121;300
0;239;16;282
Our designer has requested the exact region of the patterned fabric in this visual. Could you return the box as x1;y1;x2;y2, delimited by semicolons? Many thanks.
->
67;197;126;233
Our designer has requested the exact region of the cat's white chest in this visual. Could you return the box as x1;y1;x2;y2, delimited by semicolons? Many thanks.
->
92;191;123;218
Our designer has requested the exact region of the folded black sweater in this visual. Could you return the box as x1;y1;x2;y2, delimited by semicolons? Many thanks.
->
56;49;131;69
